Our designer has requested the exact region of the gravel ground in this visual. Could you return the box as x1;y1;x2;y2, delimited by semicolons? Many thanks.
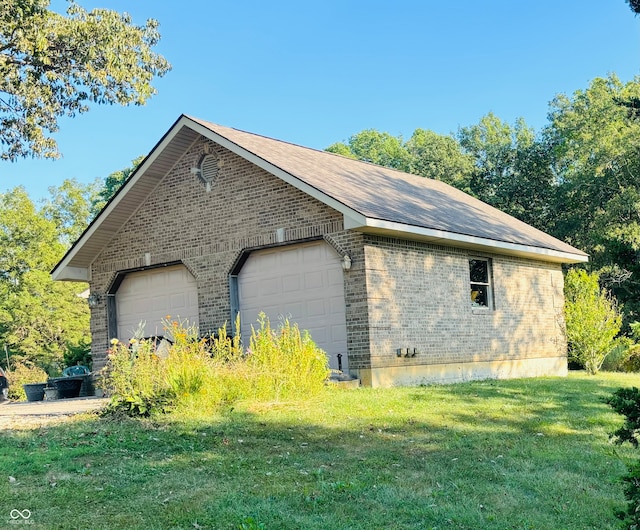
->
0;396;108;430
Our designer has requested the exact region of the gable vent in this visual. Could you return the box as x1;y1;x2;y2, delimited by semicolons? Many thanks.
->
199;154;219;185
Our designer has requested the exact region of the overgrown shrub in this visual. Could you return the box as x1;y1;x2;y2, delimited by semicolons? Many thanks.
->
624;345;640;373
564;268;622;374
101;337;171;417
607;387;640;528
5;361;48;401
101;314;331;417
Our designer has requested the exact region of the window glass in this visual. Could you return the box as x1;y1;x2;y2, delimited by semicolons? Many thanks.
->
469;259;488;283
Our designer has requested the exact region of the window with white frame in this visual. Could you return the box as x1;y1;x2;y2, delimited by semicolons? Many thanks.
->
469;258;493;309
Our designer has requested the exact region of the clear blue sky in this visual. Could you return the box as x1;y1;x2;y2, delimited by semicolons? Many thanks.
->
2;0;639;202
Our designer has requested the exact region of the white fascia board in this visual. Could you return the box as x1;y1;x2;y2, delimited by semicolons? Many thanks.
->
187;120;360;220
52;117;197;281
350;217;589;264
52;266;90;282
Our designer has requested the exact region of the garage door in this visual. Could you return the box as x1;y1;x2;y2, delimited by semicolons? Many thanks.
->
116;265;199;341
238;241;348;370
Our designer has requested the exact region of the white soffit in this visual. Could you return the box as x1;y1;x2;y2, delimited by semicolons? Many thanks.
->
345;217;589;264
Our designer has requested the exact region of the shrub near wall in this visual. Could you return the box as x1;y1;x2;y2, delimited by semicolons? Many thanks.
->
101;315;331;417
564;269;622;374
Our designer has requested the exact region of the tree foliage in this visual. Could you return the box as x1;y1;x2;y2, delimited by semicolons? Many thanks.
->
42;177;100;244
607;386;640;528
564;269;622;375
0;186;90;372
627;0;640;14
0;0;171;161
327;129;411;172
458;113;555;231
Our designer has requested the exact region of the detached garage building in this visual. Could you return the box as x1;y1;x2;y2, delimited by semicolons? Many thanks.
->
52;115;587;387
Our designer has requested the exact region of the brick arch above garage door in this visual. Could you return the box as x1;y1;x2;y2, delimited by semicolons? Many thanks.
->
115;265;199;341
237;241;348;371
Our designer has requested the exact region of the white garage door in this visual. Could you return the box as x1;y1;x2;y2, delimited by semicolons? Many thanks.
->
238;241;348;371
116;265;199;341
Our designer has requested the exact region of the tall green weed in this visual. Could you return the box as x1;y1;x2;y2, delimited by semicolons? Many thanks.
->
246;314;331;401
101;314;331;417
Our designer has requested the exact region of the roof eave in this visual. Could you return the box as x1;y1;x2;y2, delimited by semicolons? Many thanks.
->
52;266;91;282
345;216;589;264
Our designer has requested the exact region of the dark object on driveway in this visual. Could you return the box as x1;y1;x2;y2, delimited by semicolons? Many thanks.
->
23;382;46;402
0;366;8;400
49;377;83;399
60;366;94;397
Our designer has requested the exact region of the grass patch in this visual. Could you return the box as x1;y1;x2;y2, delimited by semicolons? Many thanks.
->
0;372;637;529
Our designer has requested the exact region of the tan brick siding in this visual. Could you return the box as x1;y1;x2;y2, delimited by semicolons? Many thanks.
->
363;236;566;370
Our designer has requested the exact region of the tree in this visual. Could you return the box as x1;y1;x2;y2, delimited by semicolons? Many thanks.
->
564;268;622;375
627;0;640;14
547;75;640;325
326;128;474;190
0;187;90;372
457;113;555;232
0;0;171;161
405;128;474;191
326;129;411;172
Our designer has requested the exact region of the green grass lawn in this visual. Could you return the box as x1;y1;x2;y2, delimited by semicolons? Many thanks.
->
1;371;639;529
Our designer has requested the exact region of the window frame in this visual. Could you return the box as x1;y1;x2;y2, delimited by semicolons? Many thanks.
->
468;257;494;311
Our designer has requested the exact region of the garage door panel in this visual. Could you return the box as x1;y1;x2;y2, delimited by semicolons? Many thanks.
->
327;268;344;286
331;324;348;342
302;245;322;263
259;278;281;296
306;299;328;317
304;271;324;290
238;241;348;371
282;275;301;292
307;327;327;344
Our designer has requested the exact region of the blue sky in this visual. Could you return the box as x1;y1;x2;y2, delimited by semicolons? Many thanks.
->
2;0;639;202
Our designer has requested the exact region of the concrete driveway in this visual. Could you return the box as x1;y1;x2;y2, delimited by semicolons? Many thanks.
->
0;396;108;429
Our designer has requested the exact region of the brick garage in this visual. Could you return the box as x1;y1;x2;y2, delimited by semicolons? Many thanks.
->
52;115;587;387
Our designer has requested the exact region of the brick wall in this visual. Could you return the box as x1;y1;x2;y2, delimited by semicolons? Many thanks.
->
363;236;566;370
